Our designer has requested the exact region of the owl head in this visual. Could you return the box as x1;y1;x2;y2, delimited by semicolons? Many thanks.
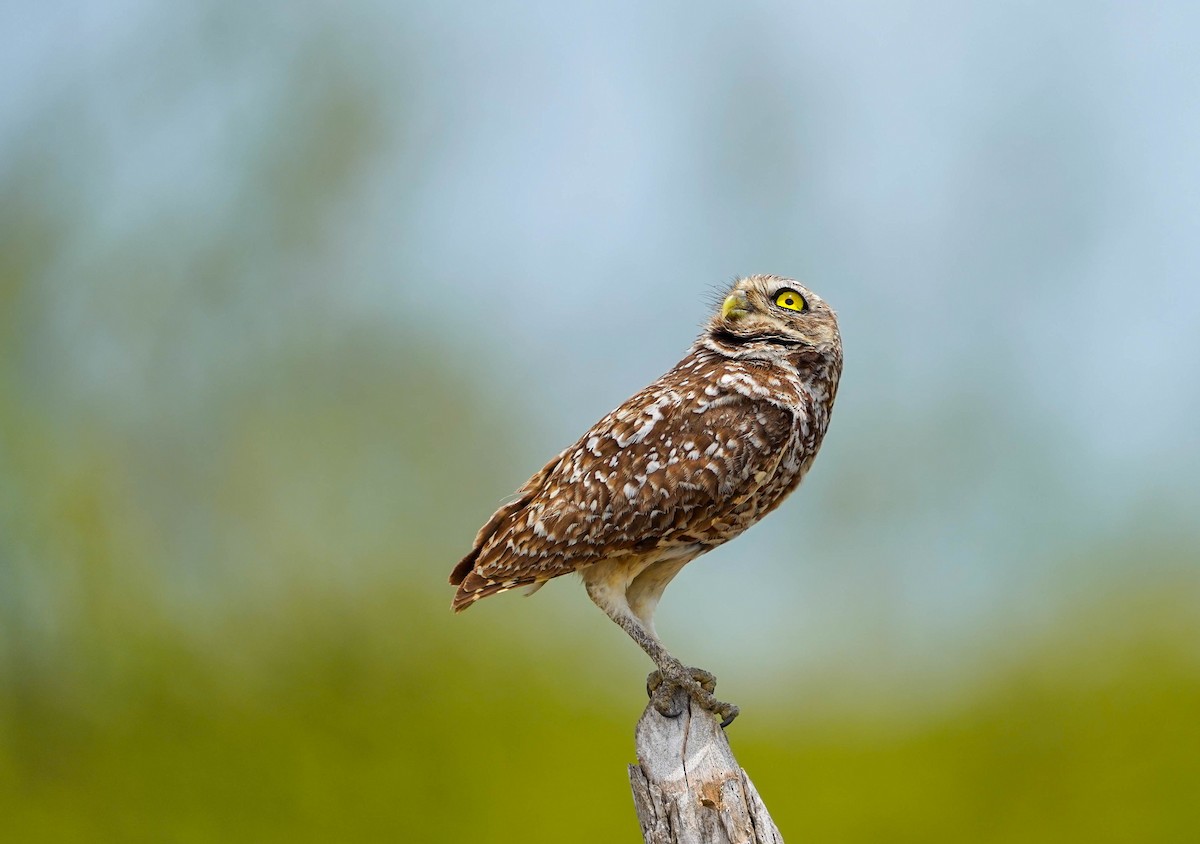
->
702;275;841;364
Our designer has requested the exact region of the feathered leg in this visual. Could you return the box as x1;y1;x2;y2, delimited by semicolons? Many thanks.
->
583;560;739;727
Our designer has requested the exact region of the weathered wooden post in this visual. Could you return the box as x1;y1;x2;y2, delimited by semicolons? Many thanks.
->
628;687;783;844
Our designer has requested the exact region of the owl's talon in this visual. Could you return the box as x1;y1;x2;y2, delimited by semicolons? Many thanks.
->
646;665;736;726
647;667;714;695
691;684;739;728
690;667;717;694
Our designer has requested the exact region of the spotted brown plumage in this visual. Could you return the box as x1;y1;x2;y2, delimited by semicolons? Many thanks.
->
450;275;842;726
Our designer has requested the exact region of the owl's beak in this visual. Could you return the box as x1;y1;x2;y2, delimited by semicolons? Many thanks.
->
722;292;749;321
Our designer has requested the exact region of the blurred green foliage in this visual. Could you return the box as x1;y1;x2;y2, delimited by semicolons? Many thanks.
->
2;6;1199;841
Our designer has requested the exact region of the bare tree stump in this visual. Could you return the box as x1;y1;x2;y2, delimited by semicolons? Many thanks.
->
628;687;784;844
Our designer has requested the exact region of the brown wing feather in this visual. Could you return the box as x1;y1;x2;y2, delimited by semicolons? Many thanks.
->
451;360;794;611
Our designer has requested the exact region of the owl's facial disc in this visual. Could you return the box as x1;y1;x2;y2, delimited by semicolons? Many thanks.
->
705;275;839;362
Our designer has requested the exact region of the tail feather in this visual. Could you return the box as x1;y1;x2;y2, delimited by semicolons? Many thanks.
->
448;551;477;587
451;571;537;612
449;452;565;609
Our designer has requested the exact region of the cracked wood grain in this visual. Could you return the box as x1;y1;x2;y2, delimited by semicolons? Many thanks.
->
628;688;784;844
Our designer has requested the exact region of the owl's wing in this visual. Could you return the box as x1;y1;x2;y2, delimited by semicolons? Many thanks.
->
450;383;793;610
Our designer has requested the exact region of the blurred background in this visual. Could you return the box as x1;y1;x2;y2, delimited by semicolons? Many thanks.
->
2;1;1199;840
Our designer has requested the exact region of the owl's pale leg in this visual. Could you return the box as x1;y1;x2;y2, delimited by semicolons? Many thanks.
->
625;557;690;640
628;560;731;721
583;561;739;727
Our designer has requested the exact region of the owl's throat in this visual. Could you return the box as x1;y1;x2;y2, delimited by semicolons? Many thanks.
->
709;327;804;351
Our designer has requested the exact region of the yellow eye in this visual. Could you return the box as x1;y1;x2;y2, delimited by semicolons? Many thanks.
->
775;289;807;312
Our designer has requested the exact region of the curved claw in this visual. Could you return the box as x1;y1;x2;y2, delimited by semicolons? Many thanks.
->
716;703;740;728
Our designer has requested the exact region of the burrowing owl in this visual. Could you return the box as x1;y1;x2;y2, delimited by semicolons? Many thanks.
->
450;275;842;725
